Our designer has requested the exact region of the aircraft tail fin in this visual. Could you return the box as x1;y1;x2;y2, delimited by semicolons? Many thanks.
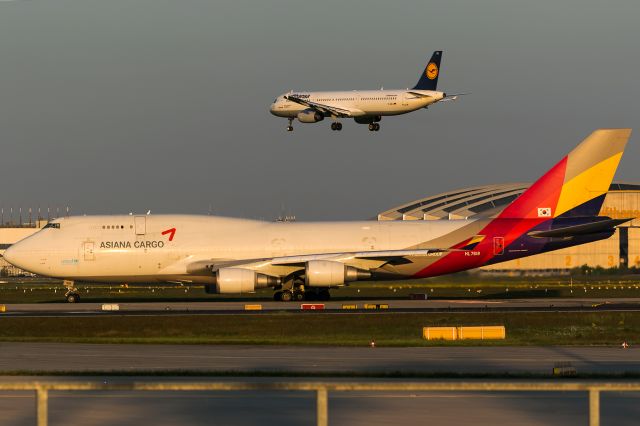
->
499;129;631;219
412;51;442;90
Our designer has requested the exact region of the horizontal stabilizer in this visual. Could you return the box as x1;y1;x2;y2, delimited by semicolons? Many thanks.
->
527;218;631;238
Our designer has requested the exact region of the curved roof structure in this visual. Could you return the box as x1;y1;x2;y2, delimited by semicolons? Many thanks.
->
377;182;640;221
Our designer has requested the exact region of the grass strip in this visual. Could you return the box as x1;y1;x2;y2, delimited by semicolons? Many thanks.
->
0;311;638;346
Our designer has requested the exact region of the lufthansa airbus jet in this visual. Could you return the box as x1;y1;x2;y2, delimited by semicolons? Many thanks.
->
270;51;460;132
3;129;632;302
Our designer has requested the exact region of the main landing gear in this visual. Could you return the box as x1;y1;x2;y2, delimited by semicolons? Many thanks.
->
286;118;294;132
330;122;343;131
368;123;380;131
64;280;80;303
273;288;331;302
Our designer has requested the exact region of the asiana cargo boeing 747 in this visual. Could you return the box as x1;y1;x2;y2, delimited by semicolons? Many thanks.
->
3;129;632;302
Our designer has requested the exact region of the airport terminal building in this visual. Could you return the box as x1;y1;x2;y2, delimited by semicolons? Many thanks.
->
378;182;640;274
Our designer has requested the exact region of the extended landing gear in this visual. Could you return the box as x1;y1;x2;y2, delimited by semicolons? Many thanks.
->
63;280;80;303
368;123;380;132
330;122;343;131
273;290;293;302
273;283;330;302
286;118;294;132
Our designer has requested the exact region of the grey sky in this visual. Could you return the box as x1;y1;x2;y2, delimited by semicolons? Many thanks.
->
0;0;638;221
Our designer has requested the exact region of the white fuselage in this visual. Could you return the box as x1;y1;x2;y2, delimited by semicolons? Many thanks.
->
3;214;474;284
270;90;445;118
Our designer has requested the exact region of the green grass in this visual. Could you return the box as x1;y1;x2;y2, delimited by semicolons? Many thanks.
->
0;312;637;346
2;275;640;303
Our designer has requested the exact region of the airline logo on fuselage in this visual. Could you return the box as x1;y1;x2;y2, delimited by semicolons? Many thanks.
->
291;94;310;99
100;240;165;249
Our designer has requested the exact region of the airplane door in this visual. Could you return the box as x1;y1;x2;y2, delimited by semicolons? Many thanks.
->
135;216;146;235
83;242;95;261
493;237;505;255
401;92;410;107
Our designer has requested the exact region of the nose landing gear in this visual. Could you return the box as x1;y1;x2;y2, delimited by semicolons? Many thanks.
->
330;122;343;131
63;280;80;303
286;118;294;132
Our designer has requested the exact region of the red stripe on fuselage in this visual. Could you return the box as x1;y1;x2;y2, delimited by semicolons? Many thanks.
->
414;156;568;277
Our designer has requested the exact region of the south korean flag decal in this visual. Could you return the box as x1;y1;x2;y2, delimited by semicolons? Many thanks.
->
537;207;552;218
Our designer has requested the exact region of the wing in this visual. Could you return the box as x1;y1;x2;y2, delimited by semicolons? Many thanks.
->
183;248;462;276
284;95;358;118
270;248;458;265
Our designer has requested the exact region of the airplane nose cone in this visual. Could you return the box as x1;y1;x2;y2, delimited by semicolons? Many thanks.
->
2;244;19;267
269;103;277;115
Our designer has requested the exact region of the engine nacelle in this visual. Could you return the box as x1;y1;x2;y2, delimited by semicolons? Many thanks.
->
204;268;280;294
297;109;324;123
354;115;382;124
305;260;371;287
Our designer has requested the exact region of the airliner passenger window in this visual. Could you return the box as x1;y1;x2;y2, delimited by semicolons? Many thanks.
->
44;223;60;229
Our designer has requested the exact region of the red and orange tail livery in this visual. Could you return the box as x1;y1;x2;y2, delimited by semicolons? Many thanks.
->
500;129;630;220
416;129;632;278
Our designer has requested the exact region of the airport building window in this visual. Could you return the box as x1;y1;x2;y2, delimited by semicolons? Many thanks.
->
44;223;60;229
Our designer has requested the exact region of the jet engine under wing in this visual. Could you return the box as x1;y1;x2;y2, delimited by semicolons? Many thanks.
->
284;95;361;118
527;218;632;239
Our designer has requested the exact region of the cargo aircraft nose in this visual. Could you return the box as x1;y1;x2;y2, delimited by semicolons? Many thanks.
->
2;244;22;269
3;239;43;275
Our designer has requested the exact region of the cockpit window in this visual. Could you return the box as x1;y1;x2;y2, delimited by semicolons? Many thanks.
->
274;98;278;102
44;223;60;229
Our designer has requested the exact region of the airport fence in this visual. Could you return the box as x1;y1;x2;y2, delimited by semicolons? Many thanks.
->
1;381;639;426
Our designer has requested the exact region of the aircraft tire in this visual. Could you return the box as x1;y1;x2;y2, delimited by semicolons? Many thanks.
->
273;291;282;301
280;291;293;302
287;126;293;132
293;290;305;301
374;123;380;131
336;122;342;131
368;123;375;131
330;123;336;131
66;293;80;303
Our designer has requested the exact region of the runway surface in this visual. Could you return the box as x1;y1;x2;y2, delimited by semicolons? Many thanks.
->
0;377;639;426
2;298;640;316
1;343;638;375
